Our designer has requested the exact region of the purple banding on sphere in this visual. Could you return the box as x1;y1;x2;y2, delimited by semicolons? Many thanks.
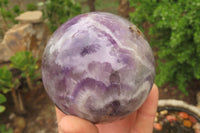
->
42;12;155;123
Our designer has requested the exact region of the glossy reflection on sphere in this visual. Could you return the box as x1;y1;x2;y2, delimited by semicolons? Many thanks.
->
42;12;155;123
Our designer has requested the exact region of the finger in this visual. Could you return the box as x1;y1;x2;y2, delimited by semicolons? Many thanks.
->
132;84;159;133
55;107;99;133
58;115;99;133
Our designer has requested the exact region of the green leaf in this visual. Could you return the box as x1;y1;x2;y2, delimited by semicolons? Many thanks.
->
2;88;10;94
10;51;38;81
0;93;7;104
0;66;13;92
0;105;6;113
12;5;21;14
193;63;200;79
0;67;12;81
0;124;6;131
0;124;13;133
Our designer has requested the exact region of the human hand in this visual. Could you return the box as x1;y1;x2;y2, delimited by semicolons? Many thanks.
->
56;84;159;133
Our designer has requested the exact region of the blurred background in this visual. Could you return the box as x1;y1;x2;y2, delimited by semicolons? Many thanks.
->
0;0;200;132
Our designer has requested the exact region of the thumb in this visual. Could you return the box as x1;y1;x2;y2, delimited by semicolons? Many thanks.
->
56;108;99;133
132;84;159;133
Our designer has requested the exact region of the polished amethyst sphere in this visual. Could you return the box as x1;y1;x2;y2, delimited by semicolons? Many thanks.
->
42;12;155;123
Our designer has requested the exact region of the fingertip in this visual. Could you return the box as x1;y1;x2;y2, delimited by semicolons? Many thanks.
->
131;83;159;133
140;83;159;114
151;83;159;100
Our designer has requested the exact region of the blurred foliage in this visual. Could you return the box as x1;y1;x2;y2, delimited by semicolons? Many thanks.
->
0;66;13;93
26;3;38;11
95;0;119;13
129;0;200;95
0;0;119;34
0;51;38;115
76;0;119;14
0;66;19;113
44;0;82;32
0;124;13;133
0;0;37;36
10;51;39;84
0;0;22;26
0;93;7;113
0;0;82;33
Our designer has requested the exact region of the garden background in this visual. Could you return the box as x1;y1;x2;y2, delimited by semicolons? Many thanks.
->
0;0;200;132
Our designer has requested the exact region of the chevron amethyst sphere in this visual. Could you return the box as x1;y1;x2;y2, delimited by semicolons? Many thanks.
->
42;12;155;123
